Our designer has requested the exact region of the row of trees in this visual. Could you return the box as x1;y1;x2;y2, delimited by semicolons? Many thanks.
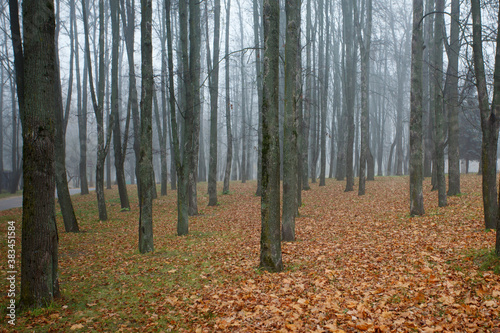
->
6;0;500;307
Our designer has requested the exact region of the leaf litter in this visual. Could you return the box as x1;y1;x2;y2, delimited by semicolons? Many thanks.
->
0;174;499;332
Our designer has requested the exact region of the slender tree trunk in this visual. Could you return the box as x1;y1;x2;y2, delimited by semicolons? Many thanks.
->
223;0;233;194
253;0;264;196
409;0;425;216
342;0;355;192
83;0;113;221
318;0;327;187
446;0;461;196
138;0;154;253
260;0;283;273
111;0;130;209
19;0;60;308
54;42;79;231
165;0;188;235
433;0;446;207
75;1;89;195
120;0;141;196
356;0;372;196
207;0;221;205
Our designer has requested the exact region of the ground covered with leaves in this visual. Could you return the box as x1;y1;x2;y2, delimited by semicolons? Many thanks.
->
1;175;500;332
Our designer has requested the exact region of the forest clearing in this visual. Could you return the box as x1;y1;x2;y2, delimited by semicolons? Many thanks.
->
1;174;499;332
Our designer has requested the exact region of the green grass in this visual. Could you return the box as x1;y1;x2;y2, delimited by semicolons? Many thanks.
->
0;189;23;199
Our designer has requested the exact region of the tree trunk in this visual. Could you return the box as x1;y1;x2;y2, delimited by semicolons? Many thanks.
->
120;0;141;196
253;0;264;196
356;0;372;196
260;0;283;273
301;0;312;189
207;0;221;206
75;1;89;195
282;0;300;242
187;0;201;216
237;0;247;184
318;0;327;187
409;0;425;216
342;0;355;192
446;0;461;196
471;0;500;231
111;0;130;209
166;0;188;235
138;0;154;253
223;0;233;194
433;0;446;207
19;0;60;308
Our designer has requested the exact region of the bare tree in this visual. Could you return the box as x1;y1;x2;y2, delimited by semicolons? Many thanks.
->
260;0;283;272
409;0;424;216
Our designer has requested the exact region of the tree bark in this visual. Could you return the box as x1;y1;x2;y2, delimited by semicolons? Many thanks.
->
207;0;221;206
111;0;130;209
282;0;300;242
19;0;60;308
260;0;283;273
409;0;425;216
342;0;355;192
138;0;154;253
253;0;264;196
356;0;372;196
223;0;233;194
446;0;461;196
471;0;500;231
433;0;446;207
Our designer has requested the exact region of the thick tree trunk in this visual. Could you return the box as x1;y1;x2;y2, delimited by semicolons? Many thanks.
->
409;0;425;216
260;0;283;273
138;0;154;253
19;0;60;308
471;0;500;231
188;0;201;216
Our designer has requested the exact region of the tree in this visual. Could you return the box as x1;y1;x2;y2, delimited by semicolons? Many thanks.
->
282;0;300;241
260;0;283;272
253;0;264;196
82;0;114;221
471;0;500;232
207;0;221;206
445;0;461;196
75;0;89;195
409;0;424;216
111;0;131;209
120;0;141;197
138;0;154;253
356;0;373;196
342;0;355;192
18;0;60;307
433;0;446;207
223;0;233;194
188;0;202;216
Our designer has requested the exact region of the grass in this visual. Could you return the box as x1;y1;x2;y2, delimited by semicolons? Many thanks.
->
1;176;500;331
0;190;22;199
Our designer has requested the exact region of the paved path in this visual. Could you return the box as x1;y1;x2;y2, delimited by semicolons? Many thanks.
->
0;188;94;211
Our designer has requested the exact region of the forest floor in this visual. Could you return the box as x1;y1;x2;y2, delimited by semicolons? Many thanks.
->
1;174;500;332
